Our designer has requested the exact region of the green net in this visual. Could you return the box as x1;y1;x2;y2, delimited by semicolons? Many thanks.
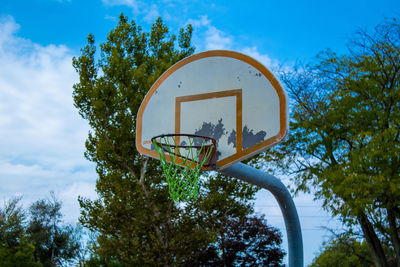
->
152;134;216;202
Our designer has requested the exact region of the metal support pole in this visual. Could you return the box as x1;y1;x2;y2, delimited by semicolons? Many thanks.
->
220;162;303;267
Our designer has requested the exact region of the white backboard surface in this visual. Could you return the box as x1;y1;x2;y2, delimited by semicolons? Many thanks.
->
136;50;288;170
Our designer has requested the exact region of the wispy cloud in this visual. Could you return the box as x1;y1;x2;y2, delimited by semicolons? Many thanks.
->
205;25;232;50
143;4;160;23
102;0;167;24
0;16;96;222
186;15;210;28
104;14;119;22
241;46;281;71
187;15;233;50
102;0;140;13
187;15;282;71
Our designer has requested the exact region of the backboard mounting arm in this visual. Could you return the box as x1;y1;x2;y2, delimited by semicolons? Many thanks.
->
220;162;303;267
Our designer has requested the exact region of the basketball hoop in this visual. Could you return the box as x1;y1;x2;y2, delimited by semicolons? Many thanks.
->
151;134;216;202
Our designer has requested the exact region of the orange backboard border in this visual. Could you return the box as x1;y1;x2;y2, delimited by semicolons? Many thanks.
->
136;50;288;170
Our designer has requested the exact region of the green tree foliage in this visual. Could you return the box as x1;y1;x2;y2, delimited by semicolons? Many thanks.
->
0;198;25;248
27;193;80;266
73;13;198;266
310;234;372;267
187;214;285;266
219;215;284;266
0;196;81;266
267;18;400;267
0;198;40;267
73;14;284;266
0;242;40;267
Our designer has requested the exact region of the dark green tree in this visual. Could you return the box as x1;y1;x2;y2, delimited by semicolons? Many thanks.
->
0;198;25;249
27;194;80;266
0;198;40;267
266;18;400;267
185;212;285;266
0;242;40;267
310;234;372;267
73;14;282;266
73;13;197;266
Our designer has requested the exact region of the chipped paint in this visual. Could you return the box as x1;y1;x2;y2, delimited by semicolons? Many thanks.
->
242;126;266;149
194;119;226;159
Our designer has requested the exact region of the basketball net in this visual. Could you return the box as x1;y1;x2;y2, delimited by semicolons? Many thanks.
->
152;134;216;202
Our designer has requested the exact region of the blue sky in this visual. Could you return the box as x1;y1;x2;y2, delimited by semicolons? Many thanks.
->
1;0;399;265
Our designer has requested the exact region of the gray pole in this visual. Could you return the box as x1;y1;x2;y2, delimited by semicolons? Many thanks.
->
220;162;303;267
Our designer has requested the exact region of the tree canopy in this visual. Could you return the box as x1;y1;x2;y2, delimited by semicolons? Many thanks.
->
27;193;81;266
0;195;81;267
191;215;285;266
310;234;372;267
0;197;39;267
267;18;400;267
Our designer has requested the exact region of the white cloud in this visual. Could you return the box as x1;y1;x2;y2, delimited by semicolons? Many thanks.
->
241;46;279;70
104;14;119;22
59;182;98;223
186;15;232;50
186;16;290;73
102;0;140;13
205;25;232;50
102;0;166;23
0;16;96;222
102;0;161;22
186;15;210;28
143;4;160;23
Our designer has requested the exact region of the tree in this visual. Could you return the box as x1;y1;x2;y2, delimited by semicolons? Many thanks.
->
0;197;40;267
73;14;283;266
187;214;285;266
27;193;80;266
0;242;40;267
0;195;82;266
0;198;25;249
266;18;400;267
73;13;199;266
310;234;372;267
221;215;284;266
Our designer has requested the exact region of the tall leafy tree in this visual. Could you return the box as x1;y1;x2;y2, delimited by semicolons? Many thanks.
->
310;234;372;267
0;198;40;267
0;198;25;249
266;18;400;267
0;196;81;266
220;215;284;267
73;14;282;265
27;194;80;266
73;14;197;266
186;213;285;266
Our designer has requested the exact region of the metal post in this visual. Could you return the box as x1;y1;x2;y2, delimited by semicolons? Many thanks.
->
220;162;303;267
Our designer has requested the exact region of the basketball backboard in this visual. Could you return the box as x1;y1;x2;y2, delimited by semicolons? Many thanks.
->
136;50;288;170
